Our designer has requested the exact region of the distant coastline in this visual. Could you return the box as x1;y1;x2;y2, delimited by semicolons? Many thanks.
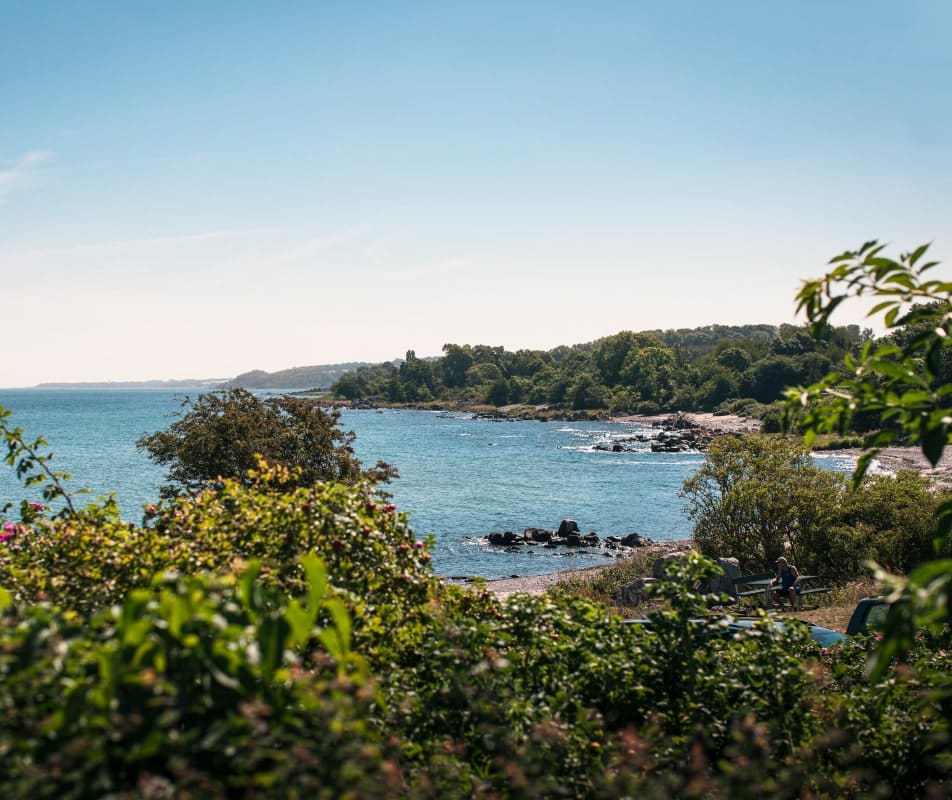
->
29;379;227;390
18;359;381;392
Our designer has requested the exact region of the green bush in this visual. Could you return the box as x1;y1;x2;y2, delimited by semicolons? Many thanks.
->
136;388;395;499
683;436;952;582
0;463;436;637
380;554;835;797
0;560;406;799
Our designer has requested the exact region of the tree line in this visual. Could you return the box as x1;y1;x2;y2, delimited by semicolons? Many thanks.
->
330;322;873;420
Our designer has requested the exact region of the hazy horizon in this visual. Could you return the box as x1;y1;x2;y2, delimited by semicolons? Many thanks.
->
3;2;950;387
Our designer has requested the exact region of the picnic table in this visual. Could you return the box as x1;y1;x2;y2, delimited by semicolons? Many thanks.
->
733;573;831;610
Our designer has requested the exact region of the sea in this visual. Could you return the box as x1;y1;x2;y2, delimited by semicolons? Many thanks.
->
0;388;860;580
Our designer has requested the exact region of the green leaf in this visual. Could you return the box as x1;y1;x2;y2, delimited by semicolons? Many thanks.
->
257;616;291;681
883;273;914;290
853;449;880;487
922;424;946;467
237;560;263;612
318;596;352;661
907;242;931;267
284;600;311;648
867;360;914;381
867;300;898;316
300;554;328;621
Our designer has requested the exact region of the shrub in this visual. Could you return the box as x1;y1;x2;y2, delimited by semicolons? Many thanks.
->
0;463;436;639
682;436;845;572
381;554;833;797
136;388;395;499
0;561;406;799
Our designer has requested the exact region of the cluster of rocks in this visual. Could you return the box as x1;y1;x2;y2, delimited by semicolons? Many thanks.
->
591;435;651;453
646;413;718;453
590;413;718;454
485;519;656;552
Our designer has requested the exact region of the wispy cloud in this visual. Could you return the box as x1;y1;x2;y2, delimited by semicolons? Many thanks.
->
0;150;53;204
5;226;280;260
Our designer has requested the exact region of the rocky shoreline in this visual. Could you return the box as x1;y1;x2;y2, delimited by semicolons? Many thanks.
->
464;415;951;599
476;539;695;600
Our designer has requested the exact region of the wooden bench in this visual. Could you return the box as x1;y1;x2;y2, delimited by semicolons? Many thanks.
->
795;585;832;610
731;572;775;604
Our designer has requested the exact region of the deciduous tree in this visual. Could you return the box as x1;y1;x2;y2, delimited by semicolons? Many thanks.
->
137;388;394;499
681;435;843;572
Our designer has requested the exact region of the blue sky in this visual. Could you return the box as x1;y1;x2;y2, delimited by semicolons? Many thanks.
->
2;1;950;387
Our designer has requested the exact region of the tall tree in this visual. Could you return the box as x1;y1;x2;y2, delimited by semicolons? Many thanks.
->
440;344;473;388
681;435;843;572
137;389;394;499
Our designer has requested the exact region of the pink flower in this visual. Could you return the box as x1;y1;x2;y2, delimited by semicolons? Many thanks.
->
28;502;44;511
821;648;829;656
414;540;424;549
0;533;12;543
2;522;13;533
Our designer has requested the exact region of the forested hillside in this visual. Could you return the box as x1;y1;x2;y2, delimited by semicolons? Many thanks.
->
226;361;385;390
329;322;871;419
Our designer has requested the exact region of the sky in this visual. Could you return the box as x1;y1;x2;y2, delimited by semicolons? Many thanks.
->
2;1;950;387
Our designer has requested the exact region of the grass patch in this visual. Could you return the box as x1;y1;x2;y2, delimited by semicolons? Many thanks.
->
546;549;664;613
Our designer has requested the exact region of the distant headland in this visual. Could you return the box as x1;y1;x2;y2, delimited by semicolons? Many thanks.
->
28;361;386;391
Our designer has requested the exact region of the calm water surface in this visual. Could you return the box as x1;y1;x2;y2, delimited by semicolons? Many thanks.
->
0;389;851;579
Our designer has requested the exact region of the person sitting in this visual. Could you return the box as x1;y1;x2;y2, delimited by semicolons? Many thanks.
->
770;556;801;608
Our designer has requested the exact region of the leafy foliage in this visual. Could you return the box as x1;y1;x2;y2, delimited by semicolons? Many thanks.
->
0;462;434;634
137;388;395;499
0;428;950;796
0;562;405;798
682;436;844;572
3;300;952;799
786;241;952;482
1;405;80;517
330;323;867;415
682;436;949;580
784;240;952;679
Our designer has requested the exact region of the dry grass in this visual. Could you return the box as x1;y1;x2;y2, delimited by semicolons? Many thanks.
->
547;549;660;604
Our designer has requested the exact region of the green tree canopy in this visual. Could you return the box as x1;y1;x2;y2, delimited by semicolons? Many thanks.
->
137;388;394;499
681;435;844;572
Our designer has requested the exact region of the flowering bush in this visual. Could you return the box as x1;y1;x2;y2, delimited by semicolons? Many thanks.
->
0;462;436;642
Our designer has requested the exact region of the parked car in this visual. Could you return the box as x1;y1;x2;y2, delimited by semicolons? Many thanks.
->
623;615;846;647
724;616;845;647
844;596;892;637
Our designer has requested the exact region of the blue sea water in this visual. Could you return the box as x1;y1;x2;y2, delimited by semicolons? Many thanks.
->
0;389;751;578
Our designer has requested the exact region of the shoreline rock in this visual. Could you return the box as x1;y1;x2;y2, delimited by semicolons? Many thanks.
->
482;520;658;554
